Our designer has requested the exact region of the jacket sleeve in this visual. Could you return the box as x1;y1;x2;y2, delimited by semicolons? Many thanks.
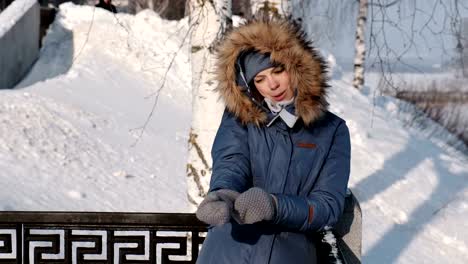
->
272;121;351;232
209;110;252;193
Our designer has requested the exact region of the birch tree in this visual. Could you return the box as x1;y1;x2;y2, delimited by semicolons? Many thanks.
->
250;0;291;19
353;0;368;90
365;0;467;92
187;0;231;210
463;18;468;77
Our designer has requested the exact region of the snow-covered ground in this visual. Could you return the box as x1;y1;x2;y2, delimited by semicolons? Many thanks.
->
1;3;191;212
328;74;468;263
1;3;468;264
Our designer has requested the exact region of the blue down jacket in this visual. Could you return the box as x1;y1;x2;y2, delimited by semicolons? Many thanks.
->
197;109;351;264
197;20;351;264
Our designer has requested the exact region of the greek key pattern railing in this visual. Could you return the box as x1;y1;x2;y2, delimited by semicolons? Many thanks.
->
0;212;207;264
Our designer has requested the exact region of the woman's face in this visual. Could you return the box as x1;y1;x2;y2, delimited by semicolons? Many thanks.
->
253;65;294;102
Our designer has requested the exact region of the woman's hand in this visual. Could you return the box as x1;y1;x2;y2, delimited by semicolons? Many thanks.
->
196;189;240;226
234;187;277;224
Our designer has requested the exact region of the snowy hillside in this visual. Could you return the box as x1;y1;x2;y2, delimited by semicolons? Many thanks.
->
327;75;468;263
1;3;191;212
1;3;468;264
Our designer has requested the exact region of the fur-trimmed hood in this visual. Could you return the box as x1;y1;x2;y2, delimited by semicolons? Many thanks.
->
215;19;329;126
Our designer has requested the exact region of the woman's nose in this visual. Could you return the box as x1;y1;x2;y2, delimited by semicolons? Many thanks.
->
267;76;279;90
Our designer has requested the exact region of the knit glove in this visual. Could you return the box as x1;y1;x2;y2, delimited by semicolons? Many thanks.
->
196;189;240;226
234;187;277;224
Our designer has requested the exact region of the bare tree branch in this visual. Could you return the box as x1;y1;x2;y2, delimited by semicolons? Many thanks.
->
130;9;200;146
71;6;96;64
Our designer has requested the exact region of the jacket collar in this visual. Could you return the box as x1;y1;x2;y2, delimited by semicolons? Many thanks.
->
266;103;298;128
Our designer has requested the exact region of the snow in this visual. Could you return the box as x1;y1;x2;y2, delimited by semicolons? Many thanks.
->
1;2;468;264
1;3;191;212
293;0;468;71
0;0;37;37
328;77;468;262
322;230;342;264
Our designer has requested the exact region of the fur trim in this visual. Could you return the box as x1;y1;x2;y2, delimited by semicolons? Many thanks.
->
215;19;329;126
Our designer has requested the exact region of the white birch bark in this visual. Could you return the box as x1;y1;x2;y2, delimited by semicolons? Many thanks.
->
147;0;154;11
251;0;291;19
353;0;368;90
462;17;468;77
187;0;231;210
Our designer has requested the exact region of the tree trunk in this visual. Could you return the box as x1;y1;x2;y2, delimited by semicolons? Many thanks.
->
250;0;291;20
187;0;231;210
462;17;468;77
232;0;252;18
147;0;154;11
353;0;368;90
127;0;185;20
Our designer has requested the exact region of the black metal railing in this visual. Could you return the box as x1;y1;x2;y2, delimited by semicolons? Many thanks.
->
0;192;361;264
0;212;207;263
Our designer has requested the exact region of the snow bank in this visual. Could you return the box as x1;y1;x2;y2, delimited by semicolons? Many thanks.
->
328;78;468;263
1;3;191;212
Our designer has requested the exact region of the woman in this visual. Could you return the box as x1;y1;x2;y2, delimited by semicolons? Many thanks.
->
196;19;351;264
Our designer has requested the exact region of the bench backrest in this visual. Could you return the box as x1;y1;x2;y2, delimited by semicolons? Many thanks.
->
0;191;361;263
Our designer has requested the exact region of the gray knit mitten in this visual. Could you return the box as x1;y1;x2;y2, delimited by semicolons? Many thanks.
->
234;187;277;224
196;189;240;226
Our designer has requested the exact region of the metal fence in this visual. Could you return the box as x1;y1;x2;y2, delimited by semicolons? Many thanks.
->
38;0;86;6
0;212;207;263
0;193;361;263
